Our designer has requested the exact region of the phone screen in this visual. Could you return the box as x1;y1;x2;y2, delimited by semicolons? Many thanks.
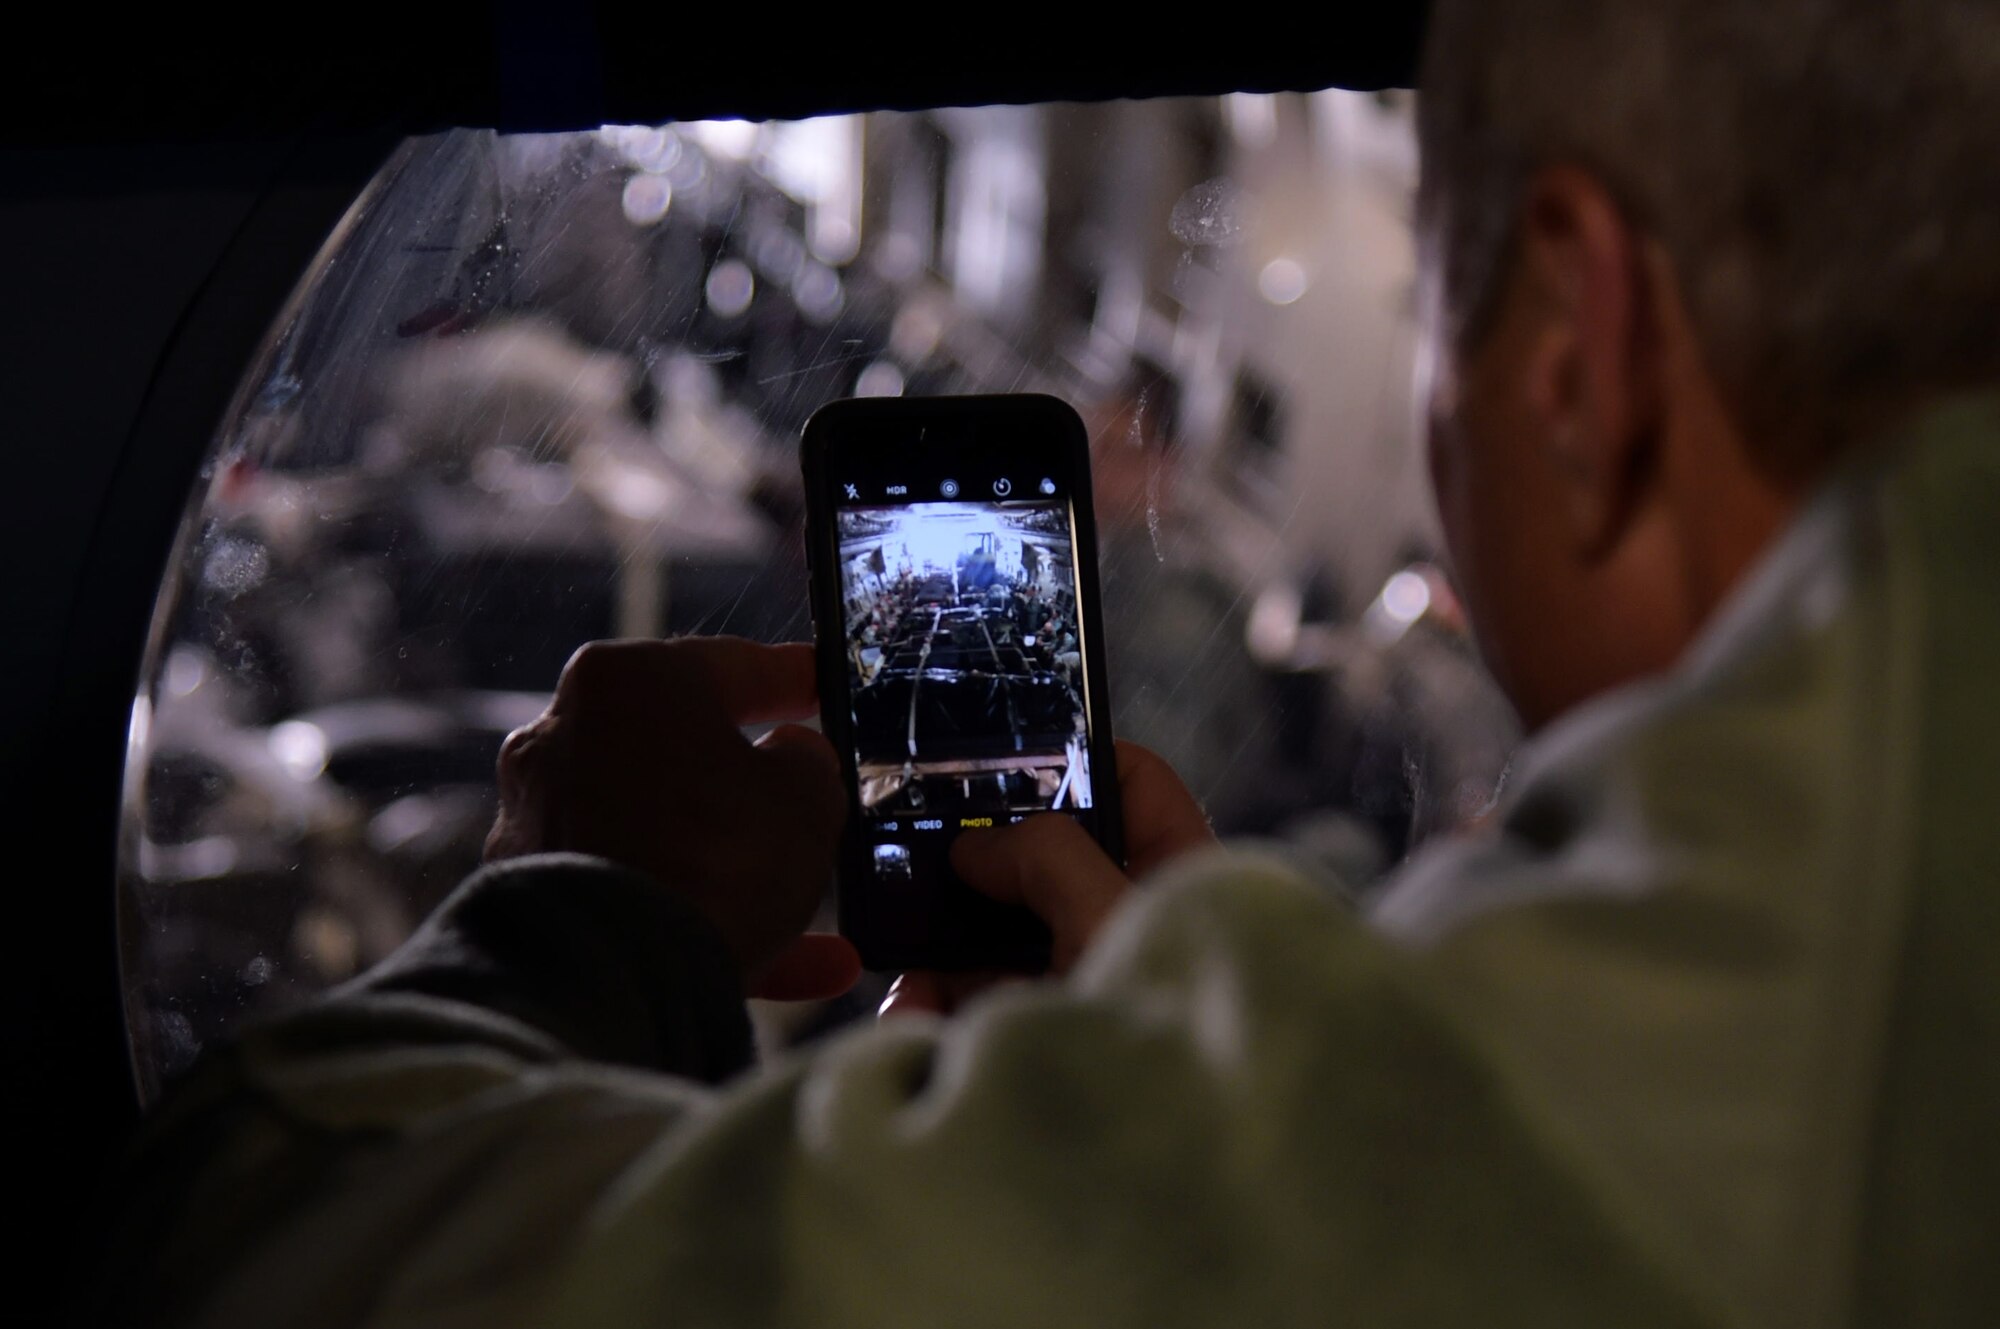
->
837;491;1097;823
804;396;1120;969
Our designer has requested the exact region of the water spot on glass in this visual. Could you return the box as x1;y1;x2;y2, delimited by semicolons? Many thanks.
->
200;538;270;596
158;1010;199;1077
1169;178;1249;248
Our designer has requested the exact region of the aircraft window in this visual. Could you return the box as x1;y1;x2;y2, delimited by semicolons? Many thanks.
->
119;97;1518;1101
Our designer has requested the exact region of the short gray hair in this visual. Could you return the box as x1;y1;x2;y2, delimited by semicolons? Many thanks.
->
1417;0;2000;471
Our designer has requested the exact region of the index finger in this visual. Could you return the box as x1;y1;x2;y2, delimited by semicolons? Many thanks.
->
555;637;822;728
678;637;822;726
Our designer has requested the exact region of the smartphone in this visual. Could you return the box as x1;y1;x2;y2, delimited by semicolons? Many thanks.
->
801;394;1124;972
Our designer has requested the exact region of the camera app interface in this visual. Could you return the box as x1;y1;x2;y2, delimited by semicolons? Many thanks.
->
836;484;1094;858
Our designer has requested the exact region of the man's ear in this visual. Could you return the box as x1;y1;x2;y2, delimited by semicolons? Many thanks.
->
1515;165;1662;560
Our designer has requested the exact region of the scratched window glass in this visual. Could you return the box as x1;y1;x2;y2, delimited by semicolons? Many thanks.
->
120;98;1518;1099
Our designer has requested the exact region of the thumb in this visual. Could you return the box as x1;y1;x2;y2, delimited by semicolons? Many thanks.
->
1114;740;1217;878
951;815;1130;972
753;722;842;780
753;724;847;836
749;933;862;1001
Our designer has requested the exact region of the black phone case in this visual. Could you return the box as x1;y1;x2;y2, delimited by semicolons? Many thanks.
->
801;394;1125;972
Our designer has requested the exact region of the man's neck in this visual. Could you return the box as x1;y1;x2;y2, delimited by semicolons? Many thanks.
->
1663;382;1818;639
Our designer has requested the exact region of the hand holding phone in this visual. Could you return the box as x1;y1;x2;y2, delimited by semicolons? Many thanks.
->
485;636;859;999
802;395;1124;971
881;739;1219;1017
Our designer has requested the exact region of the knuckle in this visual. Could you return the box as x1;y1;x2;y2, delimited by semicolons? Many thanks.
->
498;722;536;762
556;639;618;695
496;725;535;782
497;714;563;787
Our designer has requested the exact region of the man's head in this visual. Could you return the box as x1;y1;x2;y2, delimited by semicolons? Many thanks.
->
1416;0;2000;730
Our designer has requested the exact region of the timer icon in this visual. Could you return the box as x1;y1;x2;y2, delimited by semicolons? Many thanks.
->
992;478;1013;497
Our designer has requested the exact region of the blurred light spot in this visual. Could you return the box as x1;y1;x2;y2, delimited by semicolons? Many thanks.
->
1258;257;1310;305
127;696;151;761
666;354;722;410
295;909;359;980
856;361;905;398
164;647;206;698
873;232;924;282
764;115;858;203
890;301;944;361
811;214;858;266
624;126;681;174
611;125;663;162
666;144;707;190
529;465;573;505
1309;87;1418;176
794;263;845;323
765;115;864;266
621;172;672;225
243;954;273;986
269;720;328;781
470;449;509;494
705;260;755;318
177;835;238;880
601;463;675;521
691;119;759;160
949;135;1046;313
1225;92;1279;149
751;228;805;283
1363;569;1436;648
1381;569;1432;625
1247;583;1304;665
369;793;441;855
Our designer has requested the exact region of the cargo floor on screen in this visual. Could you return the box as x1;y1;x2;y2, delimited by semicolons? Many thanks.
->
838;500;1092;818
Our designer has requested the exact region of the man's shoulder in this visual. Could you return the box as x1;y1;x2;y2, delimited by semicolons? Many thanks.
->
1345;427;1970;1324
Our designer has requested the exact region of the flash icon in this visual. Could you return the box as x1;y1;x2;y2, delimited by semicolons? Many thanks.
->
843;483;859;499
